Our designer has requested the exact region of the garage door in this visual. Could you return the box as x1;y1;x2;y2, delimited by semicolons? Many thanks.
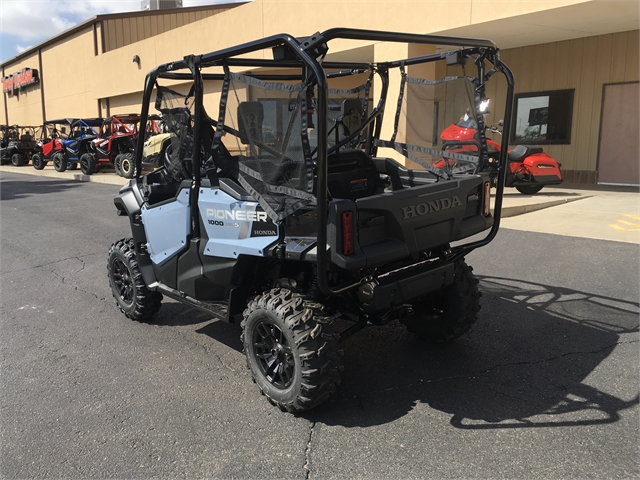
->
597;82;639;185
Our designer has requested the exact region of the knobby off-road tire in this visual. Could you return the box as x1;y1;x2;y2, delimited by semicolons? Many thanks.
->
119;153;135;179
80;153;97;175
67;161;78;171
114;154;123;177
32;153;46;170
515;184;544;195
107;238;163;321
401;259;480;343
11;153;24;166
241;289;344;412
52;152;67;172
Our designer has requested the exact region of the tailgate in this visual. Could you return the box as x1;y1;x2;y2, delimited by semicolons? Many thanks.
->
328;174;492;270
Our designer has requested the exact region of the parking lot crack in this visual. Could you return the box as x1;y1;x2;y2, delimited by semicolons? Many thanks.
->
303;419;315;479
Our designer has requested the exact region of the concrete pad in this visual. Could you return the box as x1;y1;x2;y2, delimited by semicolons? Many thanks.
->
500;186;640;244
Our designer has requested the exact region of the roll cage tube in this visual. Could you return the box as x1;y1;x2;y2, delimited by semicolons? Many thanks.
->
131;29;514;298
133;32;329;253
448;54;514;261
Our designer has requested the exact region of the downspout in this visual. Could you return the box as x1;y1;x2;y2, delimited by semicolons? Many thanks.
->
2;66;8;125
38;49;46;123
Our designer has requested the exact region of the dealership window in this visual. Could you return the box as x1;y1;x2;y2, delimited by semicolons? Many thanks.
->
511;89;574;144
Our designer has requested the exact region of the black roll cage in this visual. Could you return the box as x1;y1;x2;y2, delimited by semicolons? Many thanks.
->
134;28;515;298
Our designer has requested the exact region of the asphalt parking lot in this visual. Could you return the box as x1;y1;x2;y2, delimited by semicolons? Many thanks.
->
1;167;638;479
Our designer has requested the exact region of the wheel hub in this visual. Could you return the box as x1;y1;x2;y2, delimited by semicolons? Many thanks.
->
253;320;294;389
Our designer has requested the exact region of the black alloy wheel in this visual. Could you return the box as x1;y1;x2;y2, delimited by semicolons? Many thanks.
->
252;319;295;389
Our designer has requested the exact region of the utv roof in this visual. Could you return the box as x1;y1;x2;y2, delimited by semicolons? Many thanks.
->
44;118;78;126
107;114;141;121
73;118;104;127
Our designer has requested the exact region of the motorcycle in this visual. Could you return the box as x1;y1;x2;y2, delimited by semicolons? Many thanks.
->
438;111;562;194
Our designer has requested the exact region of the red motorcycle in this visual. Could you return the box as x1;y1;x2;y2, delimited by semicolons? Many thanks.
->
438;113;562;194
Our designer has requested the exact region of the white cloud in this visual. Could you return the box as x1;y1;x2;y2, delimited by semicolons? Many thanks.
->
0;0;236;43
0;0;140;42
16;45;34;54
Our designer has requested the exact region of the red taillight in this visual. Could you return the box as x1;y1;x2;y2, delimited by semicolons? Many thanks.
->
341;211;354;255
483;182;491;217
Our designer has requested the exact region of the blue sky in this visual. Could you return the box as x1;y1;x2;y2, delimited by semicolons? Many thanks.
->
0;0;235;64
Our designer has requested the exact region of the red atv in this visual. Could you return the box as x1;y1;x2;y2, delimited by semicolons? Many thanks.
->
438;111;562;194
31;120;67;170
81;114;139;175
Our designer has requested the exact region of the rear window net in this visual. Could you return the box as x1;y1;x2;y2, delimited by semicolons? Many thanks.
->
212;71;317;222
376;67;483;180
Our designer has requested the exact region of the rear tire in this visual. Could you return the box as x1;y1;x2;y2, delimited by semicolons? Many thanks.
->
67;161;78;171
107;238;163;321
241;289;343;412
80;153;96;175
32;153;46;170
11;153;24;166
515;184;544;195
401;260;480;343
114;154;123;177
52;152;67;172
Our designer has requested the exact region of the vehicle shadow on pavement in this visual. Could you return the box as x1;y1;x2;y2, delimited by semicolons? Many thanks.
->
308;276;639;429
0;177;81;201
152;301;244;351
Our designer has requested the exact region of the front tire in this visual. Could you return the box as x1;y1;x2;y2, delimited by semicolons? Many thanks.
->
241;289;343;412
52;152;67;172
80;153;96;175
401;260;480;343
32;153;46;170
107;239;162;321
119;153;135;178
515;184;544;195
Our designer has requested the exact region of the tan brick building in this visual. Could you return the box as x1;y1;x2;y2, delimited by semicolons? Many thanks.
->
1;0;638;184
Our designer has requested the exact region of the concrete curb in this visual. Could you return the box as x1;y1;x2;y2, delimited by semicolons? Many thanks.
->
501;196;590;218
0;165;127;186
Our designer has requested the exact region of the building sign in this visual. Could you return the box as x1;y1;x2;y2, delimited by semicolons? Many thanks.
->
2;68;39;96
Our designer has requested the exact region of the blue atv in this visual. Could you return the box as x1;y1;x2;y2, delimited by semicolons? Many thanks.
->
51;118;103;172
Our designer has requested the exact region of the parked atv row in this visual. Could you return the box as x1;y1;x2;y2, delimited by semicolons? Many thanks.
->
21;114;173;178
5;110;562;192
